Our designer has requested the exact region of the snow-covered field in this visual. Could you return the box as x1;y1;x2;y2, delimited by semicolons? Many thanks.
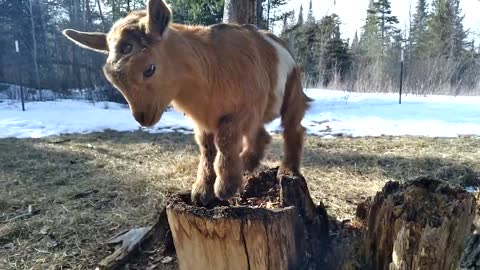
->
1;89;480;139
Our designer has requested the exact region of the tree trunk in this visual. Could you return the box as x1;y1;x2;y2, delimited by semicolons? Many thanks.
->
111;0;117;21
223;0;257;25
103;172;478;270
266;0;271;30
96;0;107;32
84;0;93;29
361;178;476;270
29;0;42;100
166;168;329;270
68;0;83;90
256;0;264;28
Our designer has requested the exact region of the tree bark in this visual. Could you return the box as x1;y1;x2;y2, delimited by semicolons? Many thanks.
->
166;168;329;270
361;178;476;270
29;0;42;100
105;173;478;270
111;0;117;22
84;0;93;29
223;0;257;25
96;0;107;32
256;0;264;28
266;0;271;30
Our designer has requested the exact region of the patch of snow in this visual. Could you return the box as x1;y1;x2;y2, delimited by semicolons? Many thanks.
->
465;186;479;193
1;89;480;138
0;99;190;138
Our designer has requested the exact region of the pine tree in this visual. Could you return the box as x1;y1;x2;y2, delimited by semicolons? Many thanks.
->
351;31;360;55
359;2;381;63
426;0;466;58
410;0;428;60
306;0;315;24
320;14;351;86
368;0;399;64
289;9;296;27
170;0;224;25
297;4;304;26
451;0;466;58
266;0;289;31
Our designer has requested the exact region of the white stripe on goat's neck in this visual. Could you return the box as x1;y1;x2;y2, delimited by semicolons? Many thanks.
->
262;35;296;116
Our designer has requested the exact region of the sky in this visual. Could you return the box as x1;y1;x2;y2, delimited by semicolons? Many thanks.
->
280;0;480;42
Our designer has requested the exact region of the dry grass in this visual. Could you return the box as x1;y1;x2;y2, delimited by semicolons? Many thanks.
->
0;131;479;269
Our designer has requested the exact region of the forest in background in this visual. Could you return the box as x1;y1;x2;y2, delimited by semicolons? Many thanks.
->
0;0;479;103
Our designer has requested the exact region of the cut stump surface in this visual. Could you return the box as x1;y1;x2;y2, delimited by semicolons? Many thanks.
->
166;168;329;270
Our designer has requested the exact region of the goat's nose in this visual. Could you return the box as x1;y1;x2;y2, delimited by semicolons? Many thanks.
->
133;111;146;125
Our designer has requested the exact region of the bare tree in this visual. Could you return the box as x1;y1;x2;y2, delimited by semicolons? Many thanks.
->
96;0;107;32
29;0;42;100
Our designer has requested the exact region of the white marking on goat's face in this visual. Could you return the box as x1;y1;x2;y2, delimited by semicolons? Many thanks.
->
262;35;296;116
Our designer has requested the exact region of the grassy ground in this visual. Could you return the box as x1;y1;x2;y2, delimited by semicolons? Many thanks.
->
0;131;479;269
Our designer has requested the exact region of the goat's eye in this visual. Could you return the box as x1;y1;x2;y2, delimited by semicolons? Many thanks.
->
143;64;156;78
120;42;132;54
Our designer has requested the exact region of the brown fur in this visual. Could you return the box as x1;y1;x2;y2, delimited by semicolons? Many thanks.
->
62;0;309;205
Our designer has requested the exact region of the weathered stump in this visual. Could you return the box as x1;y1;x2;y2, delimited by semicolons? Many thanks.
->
96;171;478;270
165;168;329;270
459;192;480;270
360;177;476;270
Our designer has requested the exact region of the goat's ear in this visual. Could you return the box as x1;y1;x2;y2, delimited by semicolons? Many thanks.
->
146;0;172;38
62;29;108;53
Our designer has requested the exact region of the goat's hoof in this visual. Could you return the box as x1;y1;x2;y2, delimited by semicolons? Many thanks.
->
214;177;241;201
277;165;300;178
191;182;215;206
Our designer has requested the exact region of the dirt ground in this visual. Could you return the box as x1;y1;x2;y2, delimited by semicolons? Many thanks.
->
0;131;479;269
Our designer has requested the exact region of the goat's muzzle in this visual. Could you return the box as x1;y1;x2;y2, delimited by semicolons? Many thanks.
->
132;107;162;127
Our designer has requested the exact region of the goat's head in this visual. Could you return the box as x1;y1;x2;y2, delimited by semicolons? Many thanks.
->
63;0;176;127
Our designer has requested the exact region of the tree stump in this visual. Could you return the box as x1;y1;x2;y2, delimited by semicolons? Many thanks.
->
165;168;329;270
359;177;476;270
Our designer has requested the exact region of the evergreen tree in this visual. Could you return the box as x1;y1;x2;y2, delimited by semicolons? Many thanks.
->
426;0;466;58
320;14;351;86
410;0;428;59
289;9;296;27
368;0;399;64
359;2;382;63
351;31;360;55
171;0;223;25
306;0;315;24
267;0;289;31
297;4;304;26
282;12;351;87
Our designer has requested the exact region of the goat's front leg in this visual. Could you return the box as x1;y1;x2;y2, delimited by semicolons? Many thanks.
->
213;114;244;201
191;130;217;206
241;126;271;172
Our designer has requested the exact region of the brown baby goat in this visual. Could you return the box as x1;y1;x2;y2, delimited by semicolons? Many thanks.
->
63;0;309;206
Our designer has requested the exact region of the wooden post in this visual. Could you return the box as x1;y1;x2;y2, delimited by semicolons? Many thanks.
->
166;168;329;270
15;40;25;112
360;177;476;270
399;49;404;105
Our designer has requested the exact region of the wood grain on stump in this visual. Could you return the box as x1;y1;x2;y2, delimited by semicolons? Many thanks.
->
165;168;329;270
360;177;476;270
